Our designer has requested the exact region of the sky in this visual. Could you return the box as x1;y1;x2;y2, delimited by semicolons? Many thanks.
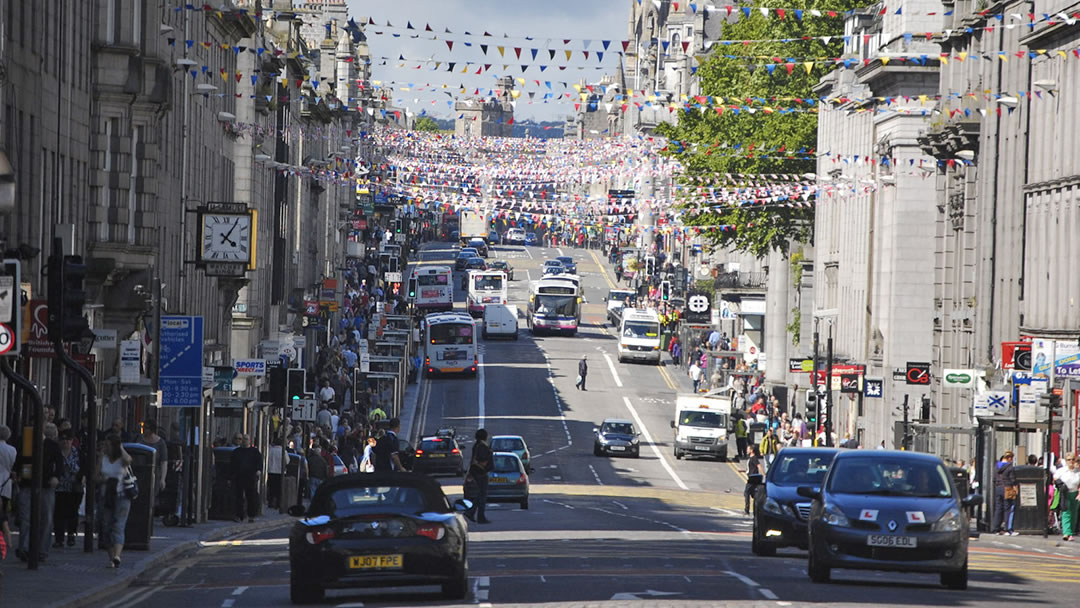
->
345;0;629;122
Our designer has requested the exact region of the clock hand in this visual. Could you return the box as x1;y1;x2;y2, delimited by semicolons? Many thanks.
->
221;217;241;241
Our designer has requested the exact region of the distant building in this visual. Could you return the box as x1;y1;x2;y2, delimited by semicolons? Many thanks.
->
568;75;623;140
455;77;516;137
296;0;350;50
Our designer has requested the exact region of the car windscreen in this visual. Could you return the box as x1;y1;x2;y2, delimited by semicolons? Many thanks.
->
490;438;525;451
827;457;954;497
679;411;725;428
320;485;437;516
608;291;636;302
623;321;659;339
492;455;521;473
489;262;507;269
770;453;834;485
420;439;453;452
601;423;634;435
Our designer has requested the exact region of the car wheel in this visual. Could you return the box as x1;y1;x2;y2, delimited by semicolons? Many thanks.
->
521;497;529;510
751;520;776;557
442;565;469;600
632;448;640;458
941;561;968;590
674;448;683;460
513;331;519;341
718;452;728;462
290;575;324;604
807;547;830;583
594;444;602;456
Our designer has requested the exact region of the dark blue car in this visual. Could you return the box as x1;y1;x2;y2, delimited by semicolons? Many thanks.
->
593;418;640;458
799;450;980;589
751;448;840;556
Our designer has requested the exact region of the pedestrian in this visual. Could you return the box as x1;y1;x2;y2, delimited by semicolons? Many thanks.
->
0;425;15;514
689;361;703;393
306;445;328;497
266;437;291;510
316;403;332;430
0;496;10;575
576;355;588;391
359;436;377;473
53;430;84;548
1054;454;1080;541
139;421;170;495
759;427;781;470
735;413;749;460
464;429;493;524
318;380;336;409
15;423;62;562
96;433;132;568
374;418;404;472
993;451;1019;535
744;445;764;514
231;434;262;523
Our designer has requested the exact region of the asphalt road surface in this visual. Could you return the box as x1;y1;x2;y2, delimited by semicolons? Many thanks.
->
105;241;1080;608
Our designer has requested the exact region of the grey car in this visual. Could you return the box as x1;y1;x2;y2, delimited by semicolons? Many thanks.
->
799;450;980;589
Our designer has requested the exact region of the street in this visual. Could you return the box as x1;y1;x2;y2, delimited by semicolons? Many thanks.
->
102;243;1080;608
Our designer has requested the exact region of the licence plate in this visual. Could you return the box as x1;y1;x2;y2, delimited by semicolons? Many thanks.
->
867;535;917;548
348;554;403;569
694;446;711;451
429;453;446;458
609;446;626;451
491;477;509;483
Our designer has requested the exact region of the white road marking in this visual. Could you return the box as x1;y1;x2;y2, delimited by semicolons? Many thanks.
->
221;600;235;608
759;588;779;599
589;464;604;485
335;603;366;608
543;498;575;510
524;247;534;260
477;353;486;428
684;575;692;583
557;247;565;256
232;586;248;596
612;500;628;510
724;570;760;587
540;575;547;583
602;353;624;388
621;396;689;491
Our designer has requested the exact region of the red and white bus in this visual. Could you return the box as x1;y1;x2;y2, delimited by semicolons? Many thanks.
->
413;265;454;312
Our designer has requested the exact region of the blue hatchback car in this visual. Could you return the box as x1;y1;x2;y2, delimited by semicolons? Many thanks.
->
799;450;980;589
524;232;538;246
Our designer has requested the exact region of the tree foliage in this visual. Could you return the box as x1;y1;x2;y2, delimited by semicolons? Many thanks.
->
656;1;869;258
413;116;441;132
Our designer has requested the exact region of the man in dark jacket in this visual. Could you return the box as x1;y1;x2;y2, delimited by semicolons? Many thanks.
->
231;434;262;523
14;423;63;562
576;355;588;391
993;450;1018;535
465;429;493;524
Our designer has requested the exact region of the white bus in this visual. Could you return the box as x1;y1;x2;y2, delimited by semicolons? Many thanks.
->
413;265;454;312
528;276;582;335
467;270;508;317
617;308;662;364
423;312;478;376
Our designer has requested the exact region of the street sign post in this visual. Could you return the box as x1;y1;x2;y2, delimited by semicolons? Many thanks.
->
158;316;204;407
291;398;317;422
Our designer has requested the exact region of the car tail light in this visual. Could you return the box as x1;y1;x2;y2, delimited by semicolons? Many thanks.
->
305;528;335;545
415;449;424;456
415;524;445;541
517;474;527;485
425;356;431;364
451;448;460;454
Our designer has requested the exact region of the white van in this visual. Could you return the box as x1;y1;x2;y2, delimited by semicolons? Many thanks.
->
617;308;662;364
483;304;519;340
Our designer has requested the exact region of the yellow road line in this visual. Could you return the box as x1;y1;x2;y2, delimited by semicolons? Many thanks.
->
728;461;749;482
588;249;617;290
657;362;678;391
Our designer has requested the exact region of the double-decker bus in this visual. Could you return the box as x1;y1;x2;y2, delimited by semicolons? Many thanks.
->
466;270;508;317
527;275;582;335
413;265;454;312
423;312;478;376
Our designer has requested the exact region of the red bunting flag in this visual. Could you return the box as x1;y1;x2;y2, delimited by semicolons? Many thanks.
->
446;41;453;51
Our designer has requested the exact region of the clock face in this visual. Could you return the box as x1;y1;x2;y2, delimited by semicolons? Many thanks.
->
201;214;253;263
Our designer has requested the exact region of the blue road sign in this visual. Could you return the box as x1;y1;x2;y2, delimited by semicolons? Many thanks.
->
159;316;204;407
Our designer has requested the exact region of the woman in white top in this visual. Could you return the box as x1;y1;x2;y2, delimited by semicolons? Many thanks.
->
0;425;16;513
1054;454;1080;541
359;436;377;473
97;434;133;567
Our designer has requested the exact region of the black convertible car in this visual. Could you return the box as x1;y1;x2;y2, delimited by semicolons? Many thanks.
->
287;472;470;603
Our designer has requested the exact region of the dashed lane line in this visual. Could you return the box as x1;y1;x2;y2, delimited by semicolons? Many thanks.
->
622;396;689;491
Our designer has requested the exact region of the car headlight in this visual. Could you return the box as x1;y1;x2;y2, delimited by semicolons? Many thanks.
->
763;497;784;515
631;436;639;444
597;435;609;444
822;503;850;527
932;507;964;532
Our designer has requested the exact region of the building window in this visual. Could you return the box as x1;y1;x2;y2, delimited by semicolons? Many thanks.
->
105;0;117;45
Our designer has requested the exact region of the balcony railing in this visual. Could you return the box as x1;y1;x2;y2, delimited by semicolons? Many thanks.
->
713;271;767;290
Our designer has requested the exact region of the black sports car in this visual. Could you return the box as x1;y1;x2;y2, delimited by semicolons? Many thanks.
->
287;472;470;603
751;447;840;556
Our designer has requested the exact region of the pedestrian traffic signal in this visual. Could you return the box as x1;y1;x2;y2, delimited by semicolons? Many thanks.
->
660;280;671;301
287;368;306;403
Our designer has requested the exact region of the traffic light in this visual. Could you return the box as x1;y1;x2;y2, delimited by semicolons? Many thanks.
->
920;394;931;423
48;253;91;343
394;219;403;234
645;256;656;276
0;259;22;356
269;367;287;408
660;280;671;301
287;368;306;403
1049;392;1064;416
407;277;418;300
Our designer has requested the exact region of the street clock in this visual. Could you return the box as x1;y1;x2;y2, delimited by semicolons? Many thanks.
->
196;202;256;277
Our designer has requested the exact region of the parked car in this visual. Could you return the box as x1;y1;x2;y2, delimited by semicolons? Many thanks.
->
287;473;470;603
555;256;577;274
751;448;841;556
412;435;465;476
592;419;640;458
487;259;514;280
486;452;529;509
489;435;531;471
524;232;538;246
800;450;980;589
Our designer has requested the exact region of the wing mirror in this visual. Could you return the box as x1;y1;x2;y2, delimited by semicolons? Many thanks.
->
454;498;473;512
961;493;982;508
796;486;820;500
593;427;599;433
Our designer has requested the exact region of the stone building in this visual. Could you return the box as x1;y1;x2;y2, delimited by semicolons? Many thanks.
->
455;76;516;137
567;75;623;140
810;3;942;449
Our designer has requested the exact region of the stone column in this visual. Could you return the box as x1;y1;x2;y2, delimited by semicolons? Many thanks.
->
765;248;791;392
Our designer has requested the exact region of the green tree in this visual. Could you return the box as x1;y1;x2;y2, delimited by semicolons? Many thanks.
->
656;1;869;258
413;116;441;132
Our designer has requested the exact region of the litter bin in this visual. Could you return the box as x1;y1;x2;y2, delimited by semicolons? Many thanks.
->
748;422;767;451
1013;465;1049;534
122;443;157;550
209;446;238;521
661;331;672;351
949;466;971;498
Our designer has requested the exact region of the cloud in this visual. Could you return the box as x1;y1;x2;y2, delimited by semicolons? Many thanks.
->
346;0;627;122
